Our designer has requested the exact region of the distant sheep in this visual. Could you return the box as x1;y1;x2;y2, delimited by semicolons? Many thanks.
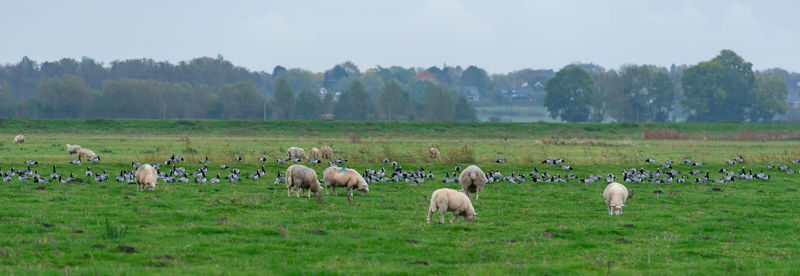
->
459;165;487;200
321;146;333;160
323;166;369;201
429;147;440;159
135;165;157;191
288;147;307;160
308;147;321;160
13;134;24;144
66;144;82;154
77;148;98;159
427;188;476;224
285;164;322;199
603;182;629;215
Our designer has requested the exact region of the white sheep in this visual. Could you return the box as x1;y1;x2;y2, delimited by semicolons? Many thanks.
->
135;165;158;191
65;144;82;154
13;134;25;144
321;146;333;160
308;147;321;160
323;166;369;202
285;164;322;199
603;182;629;215
427;188;476;224
76;148;97;159
459;165;487;200
288;147;308;160
429;147;440;159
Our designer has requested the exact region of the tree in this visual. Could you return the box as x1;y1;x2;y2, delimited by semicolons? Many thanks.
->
454;95;477;122
421;85;454;121
681;50;755;122
460;65;491;93
544;66;598;122
294;89;323;120
750;74;789;122
272;66;287;78
272;78;295;120
219;82;265;120
98;79;165;119
321;92;334;115
0;83;13;117
377;80;412;121
334;81;371;121
323;65;347;88
34;75;92;118
610;65;675;122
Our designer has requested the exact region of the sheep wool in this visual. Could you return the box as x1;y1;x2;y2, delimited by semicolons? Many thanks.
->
459;165;488;200
323;166;369;201
287;147;308;160
135;165;158;191
65;144;82;154
308;147;321;160
76;148;98;159
321;146;333;160
429;147;440;159
285;164;322;198
13;134;25;144
427;188;476;224
603;182;629;215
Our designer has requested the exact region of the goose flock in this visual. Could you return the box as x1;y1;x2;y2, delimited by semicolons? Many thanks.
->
0;151;785;190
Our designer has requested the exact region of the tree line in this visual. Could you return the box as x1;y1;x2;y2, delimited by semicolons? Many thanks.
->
0;50;797;122
0;56;476;121
544;50;797;123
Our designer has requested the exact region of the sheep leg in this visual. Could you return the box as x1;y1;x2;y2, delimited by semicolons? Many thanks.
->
475;192;479;200
307;188;311;198
427;209;434;224
346;188;352;203
608;205;613;215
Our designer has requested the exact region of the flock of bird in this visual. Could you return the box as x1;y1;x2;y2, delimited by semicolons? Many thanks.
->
0;152;788;188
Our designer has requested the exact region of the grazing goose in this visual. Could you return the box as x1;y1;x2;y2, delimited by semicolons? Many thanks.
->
85;167;93;177
131;162;142;169
89;156;100;163
276;157;286;164
529;168;539;177
115;171;126;182
219;164;229;169
210;173;221;184
391;161;398;167
259;157;267;162
383;158;389;163
274;171;285;184
200;156;209;164
25;160;39;166
71;157;82;165
442;172;450;183
645;158;655;163
309;159;321;164
237;156;243;162
496;158;506;164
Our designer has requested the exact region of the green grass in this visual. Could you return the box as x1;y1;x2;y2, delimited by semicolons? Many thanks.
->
1;119;800;274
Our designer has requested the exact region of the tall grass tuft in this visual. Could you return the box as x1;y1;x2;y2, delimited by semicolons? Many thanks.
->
104;218;128;240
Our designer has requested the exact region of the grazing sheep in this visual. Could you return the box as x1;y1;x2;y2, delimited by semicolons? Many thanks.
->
603;182;629;215
288;147;307;160
321;145;333;160
13;134;24;144
76;148;98;159
429;147;440;159
65;144;82;154
323;166;369;201
135;165;158;191
308;147;321;160
427;188;476;224
459;165;488;200
285;165;322;199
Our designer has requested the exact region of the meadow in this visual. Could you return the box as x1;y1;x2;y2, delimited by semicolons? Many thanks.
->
1;119;800;274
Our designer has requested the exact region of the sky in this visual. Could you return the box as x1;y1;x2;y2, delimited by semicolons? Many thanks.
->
1;0;798;74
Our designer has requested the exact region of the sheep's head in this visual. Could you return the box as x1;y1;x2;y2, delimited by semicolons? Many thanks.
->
358;183;369;194
145;181;156;190
464;212;475;222
612;204;625;215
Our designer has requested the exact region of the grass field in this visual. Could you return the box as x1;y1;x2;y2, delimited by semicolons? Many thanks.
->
1;119;800;274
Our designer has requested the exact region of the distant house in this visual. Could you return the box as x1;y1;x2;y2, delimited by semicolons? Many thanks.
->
319;87;341;101
457;86;480;101
415;71;437;82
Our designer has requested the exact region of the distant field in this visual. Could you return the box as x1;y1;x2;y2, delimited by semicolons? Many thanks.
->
1;119;800;274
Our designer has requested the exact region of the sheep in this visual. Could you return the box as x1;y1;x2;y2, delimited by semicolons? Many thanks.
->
603;182;629;215
459;165;488;200
135;165;158;191
13;134;24;144
427;188;476;224
321;145;333;160
76;148;98;159
65;144;82;154
323;166;369;202
285;164;322;199
429;147;440;159
308;147;321;160
287;147;308;160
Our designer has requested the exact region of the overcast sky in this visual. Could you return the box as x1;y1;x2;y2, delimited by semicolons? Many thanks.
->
1;0;798;74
